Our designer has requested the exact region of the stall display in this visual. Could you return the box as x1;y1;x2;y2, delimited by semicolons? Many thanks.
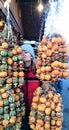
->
0;38;25;130
29;35;68;130
0;24;25;130
36;36;68;82
29;83;63;130
0;1;25;128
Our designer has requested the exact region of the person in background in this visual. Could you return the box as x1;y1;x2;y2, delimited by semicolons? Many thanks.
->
21;43;41;130
52;80;63;95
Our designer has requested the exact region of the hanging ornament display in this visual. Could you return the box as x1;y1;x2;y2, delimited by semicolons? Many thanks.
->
36;35;68;82
0;37;25;130
29;35;67;130
0;1;25;129
29;83;63;130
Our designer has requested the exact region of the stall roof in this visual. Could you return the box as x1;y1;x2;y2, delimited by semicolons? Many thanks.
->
19;0;48;41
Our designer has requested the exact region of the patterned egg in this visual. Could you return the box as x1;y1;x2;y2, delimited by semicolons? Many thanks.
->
10;110;16;116
4;114;10;120
0;107;3;114
9;96;15;103
4;98;9;106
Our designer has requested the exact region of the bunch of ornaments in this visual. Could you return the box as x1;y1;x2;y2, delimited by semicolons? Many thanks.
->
0;37;25;130
29;84;63;130
29;35;69;130
36;36;69;82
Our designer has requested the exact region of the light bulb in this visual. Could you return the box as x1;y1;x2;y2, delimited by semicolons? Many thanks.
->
37;2;44;12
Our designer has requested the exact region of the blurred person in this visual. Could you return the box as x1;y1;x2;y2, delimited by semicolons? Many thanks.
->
52;80;63;94
21;43;41;130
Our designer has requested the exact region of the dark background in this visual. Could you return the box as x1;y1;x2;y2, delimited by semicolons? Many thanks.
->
19;0;48;41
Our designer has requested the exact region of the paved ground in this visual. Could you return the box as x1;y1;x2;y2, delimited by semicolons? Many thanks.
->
61;78;69;130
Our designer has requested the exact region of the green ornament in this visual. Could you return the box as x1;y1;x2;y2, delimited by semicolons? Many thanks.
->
13;77;18;84
1;64;8;70
13;55;18;61
19;92;24;98
4;64;8;69
1;64;5;69
21;106;25;112
16;123;21;129
4;114;10;120
0;78;4;85
10;110;16;116
5;84;12;91
10;103;15;110
19;78;24;83
8;50;13;57
9;96;15;103
16;108;21;113
4;98;9;106
1;50;7;56
2;57;7;63
16;101;20;107
4;106;9;114
0;107;3;114
18;54;23;60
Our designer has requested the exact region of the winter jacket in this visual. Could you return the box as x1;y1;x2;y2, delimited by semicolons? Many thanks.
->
21;66;41;111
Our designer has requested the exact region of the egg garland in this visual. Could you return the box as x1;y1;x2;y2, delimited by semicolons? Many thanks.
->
36;36;69;82
0;39;25;130
29;84;63;130
12;45;24;88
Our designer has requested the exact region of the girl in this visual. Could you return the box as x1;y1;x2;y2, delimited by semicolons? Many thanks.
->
21;43;41;130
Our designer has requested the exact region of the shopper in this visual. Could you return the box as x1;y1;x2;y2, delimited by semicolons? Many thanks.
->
52;80;63;94
21;43;41;130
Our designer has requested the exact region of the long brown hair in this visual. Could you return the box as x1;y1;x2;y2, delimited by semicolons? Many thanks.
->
23;57;36;74
31;58;36;74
